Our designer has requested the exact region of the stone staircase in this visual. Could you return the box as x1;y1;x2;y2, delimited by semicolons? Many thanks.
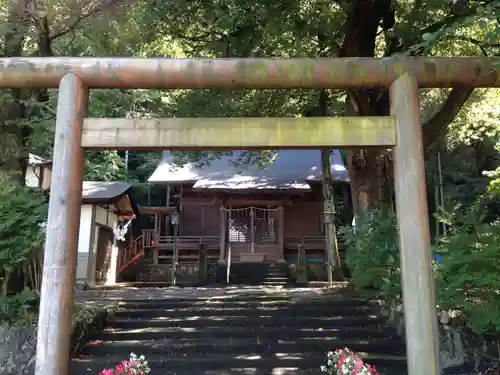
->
71;287;408;375
228;262;290;285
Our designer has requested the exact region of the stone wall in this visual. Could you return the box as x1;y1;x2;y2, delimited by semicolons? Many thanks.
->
371;299;500;372
0;305;109;375
0;325;36;375
287;263;329;283
138;263;217;284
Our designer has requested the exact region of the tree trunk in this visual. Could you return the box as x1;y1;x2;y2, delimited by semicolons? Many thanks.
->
321;149;344;282
306;89;345;282
1;0;30;183
339;0;395;221
338;0;470;221
1;0;54;183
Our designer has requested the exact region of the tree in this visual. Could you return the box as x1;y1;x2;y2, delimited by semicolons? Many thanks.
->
124;0;500;218
0;0;130;183
0;173;47;296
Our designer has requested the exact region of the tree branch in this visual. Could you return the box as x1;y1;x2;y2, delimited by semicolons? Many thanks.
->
422;86;474;149
448;35;500;55
49;1;121;41
419;0;497;36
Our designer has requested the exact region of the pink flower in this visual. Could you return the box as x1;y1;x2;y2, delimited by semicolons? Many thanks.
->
99;353;150;375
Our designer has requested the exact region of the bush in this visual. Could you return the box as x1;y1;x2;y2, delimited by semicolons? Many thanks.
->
435;211;500;334
321;348;379;375
0;174;47;296
345;208;500;334
0;288;39;325
342;210;401;302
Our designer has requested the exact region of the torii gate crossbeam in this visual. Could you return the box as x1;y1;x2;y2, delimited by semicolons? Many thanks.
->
0;56;499;89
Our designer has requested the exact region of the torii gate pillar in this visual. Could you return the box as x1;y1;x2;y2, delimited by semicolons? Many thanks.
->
35;73;88;375
391;73;440;375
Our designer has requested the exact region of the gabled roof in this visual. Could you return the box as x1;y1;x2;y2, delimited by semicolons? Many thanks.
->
82;181;139;218
148;150;349;190
82;181;132;202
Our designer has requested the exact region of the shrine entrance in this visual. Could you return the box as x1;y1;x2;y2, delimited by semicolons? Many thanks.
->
1;56;498;375
225;205;282;262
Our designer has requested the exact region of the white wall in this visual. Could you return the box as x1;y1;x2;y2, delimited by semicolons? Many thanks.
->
25;165;51;190
76;205;94;281
95;205;119;229
76;204;121;285
42;168;52;190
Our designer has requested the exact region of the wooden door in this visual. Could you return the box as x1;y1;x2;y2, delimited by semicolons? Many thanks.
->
95;226;113;284
228;206;252;256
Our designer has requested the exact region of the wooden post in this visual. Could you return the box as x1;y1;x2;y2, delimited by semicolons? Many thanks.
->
153;213;159;264
390;73;440;375
35;73;88;375
250;208;255;254
296;244;308;287
104;224;119;285
198;244;208;284
226;206;232;284
278;207;284;261
219;207;226;262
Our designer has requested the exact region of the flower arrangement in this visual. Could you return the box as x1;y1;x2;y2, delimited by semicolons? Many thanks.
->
321;348;379;375
99;353;150;375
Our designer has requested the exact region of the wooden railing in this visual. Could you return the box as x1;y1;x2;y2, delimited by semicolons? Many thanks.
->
118;234;145;273
152;235;220;250
284;236;325;250
142;229;155;247
142;233;220;264
284;235;345;250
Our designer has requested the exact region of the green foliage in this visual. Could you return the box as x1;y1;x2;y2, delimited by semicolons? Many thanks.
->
85;151;127;182
0;174;47;295
347;207;500;334
0;288;39;326
435;211;500;334
343;210;401;301
485;167;500;196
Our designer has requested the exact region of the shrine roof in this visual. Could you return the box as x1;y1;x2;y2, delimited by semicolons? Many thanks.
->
148;150;349;190
82;181;132;202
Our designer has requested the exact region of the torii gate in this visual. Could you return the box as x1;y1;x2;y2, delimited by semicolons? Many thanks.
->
0;57;499;375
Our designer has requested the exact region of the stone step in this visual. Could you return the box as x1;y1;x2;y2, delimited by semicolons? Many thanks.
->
71;352;408;375
113;296;369;309
113;305;374;318
72;365;407;375
93;325;399;341
262;276;289;280
74;287;407;375
82;337;406;357
265;270;288;273
264;275;288;278
105;314;386;329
